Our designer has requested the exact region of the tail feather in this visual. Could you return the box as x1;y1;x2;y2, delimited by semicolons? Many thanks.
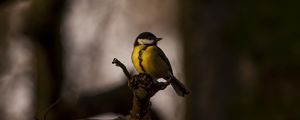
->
170;77;190;97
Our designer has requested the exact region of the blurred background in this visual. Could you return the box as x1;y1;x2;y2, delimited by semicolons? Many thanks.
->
0;0;299;120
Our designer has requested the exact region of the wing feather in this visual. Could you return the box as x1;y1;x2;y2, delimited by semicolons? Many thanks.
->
156;47;173;75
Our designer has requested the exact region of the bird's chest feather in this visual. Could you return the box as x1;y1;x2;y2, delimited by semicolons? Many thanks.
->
132;45;168;78
132;45;146;73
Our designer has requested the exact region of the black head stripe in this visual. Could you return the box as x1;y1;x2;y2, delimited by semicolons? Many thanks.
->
136;32;157;40
134;32;159;46
138;45;150;73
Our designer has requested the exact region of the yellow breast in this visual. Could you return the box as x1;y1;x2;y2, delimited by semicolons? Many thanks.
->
131;45;145;73
131;45;170;78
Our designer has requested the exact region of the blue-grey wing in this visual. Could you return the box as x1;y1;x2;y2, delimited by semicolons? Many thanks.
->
156;47;173;75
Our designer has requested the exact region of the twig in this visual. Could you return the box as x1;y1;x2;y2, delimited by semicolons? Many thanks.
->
112;58;131;79
34;98;61;120
43;98;61;120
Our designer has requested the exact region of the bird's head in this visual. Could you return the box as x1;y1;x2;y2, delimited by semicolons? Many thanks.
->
134;32;162;46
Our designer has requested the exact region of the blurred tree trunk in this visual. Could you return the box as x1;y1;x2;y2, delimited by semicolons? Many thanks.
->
0;2;9;77
236;1;300;119
23;0;68;119
180;0;300;120
0;2;9;120
179;0;239;120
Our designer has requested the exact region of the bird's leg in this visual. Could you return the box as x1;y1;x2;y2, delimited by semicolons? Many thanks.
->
152;77;159;84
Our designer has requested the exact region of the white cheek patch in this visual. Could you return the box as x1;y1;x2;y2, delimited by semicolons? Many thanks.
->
138;39;154;44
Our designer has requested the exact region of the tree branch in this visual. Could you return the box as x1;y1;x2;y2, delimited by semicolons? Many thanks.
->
112;58;170;120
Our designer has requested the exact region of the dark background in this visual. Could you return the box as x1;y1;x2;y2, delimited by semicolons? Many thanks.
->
0;0;299;120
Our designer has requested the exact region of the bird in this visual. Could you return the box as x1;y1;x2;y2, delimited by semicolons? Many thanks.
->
131;32;190;97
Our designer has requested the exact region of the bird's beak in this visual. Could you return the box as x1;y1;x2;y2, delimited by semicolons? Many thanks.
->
156;38;162;41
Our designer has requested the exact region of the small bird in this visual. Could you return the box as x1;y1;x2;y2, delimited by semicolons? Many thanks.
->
131;32;190;97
